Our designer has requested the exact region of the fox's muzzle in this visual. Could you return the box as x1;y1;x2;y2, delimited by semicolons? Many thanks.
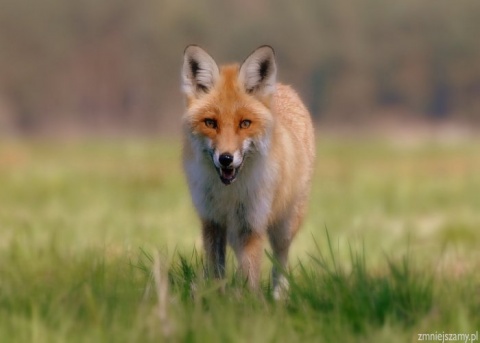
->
213;150;244;185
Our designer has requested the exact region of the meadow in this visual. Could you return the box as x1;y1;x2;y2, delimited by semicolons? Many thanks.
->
0;134;479;342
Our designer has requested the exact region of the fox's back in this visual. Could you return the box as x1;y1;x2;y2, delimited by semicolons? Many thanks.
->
273;83;315;164
263;84;315;223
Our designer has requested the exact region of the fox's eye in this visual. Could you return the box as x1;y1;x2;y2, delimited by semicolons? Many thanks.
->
239;120;251;129
204;118;217;129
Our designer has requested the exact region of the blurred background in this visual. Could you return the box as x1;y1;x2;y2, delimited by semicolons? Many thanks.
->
0;4;479;338
1;0;479;137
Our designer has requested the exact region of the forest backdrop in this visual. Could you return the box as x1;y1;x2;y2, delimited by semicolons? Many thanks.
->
0;0;479;135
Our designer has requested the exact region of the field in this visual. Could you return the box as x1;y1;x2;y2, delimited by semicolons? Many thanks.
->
0;135;479;342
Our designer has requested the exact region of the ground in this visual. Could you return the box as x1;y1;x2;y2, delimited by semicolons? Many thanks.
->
0;135;479;342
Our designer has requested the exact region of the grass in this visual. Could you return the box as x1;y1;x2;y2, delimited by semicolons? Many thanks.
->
0;136;479;342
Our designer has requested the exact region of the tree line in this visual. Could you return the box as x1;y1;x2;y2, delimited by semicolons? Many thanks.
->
0;0;479;134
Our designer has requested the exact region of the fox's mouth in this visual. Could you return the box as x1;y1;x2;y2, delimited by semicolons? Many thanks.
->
218;167;238;185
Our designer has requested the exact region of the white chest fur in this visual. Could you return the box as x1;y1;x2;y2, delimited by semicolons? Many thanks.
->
184;153;277;235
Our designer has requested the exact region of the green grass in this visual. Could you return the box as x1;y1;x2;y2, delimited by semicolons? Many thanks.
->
0;136;479;342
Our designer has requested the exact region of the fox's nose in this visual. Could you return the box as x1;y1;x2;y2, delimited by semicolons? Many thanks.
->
219;153;233;167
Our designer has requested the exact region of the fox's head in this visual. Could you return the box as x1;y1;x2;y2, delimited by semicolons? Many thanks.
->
181;45;277;185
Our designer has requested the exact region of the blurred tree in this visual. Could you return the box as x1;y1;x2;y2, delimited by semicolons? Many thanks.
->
0;0;479;135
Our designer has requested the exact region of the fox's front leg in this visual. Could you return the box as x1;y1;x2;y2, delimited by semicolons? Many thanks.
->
268;206;305;299
268;230;291;300
231;231;264;290
202;220;227;279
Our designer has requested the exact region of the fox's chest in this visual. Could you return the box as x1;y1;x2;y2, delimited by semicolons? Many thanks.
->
186;159;274;233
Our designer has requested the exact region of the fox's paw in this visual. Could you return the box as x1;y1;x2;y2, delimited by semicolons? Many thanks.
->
272;275;290;301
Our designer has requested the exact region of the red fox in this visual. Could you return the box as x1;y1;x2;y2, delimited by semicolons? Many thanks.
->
181;45;315;297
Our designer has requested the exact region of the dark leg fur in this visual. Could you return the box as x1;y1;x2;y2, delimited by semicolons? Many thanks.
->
202;220;227;279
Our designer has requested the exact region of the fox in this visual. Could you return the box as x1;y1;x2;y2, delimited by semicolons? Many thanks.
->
181;45;315;297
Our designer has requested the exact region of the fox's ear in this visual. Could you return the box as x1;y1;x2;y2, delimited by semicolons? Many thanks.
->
239;45;276;97
182;45;219;97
